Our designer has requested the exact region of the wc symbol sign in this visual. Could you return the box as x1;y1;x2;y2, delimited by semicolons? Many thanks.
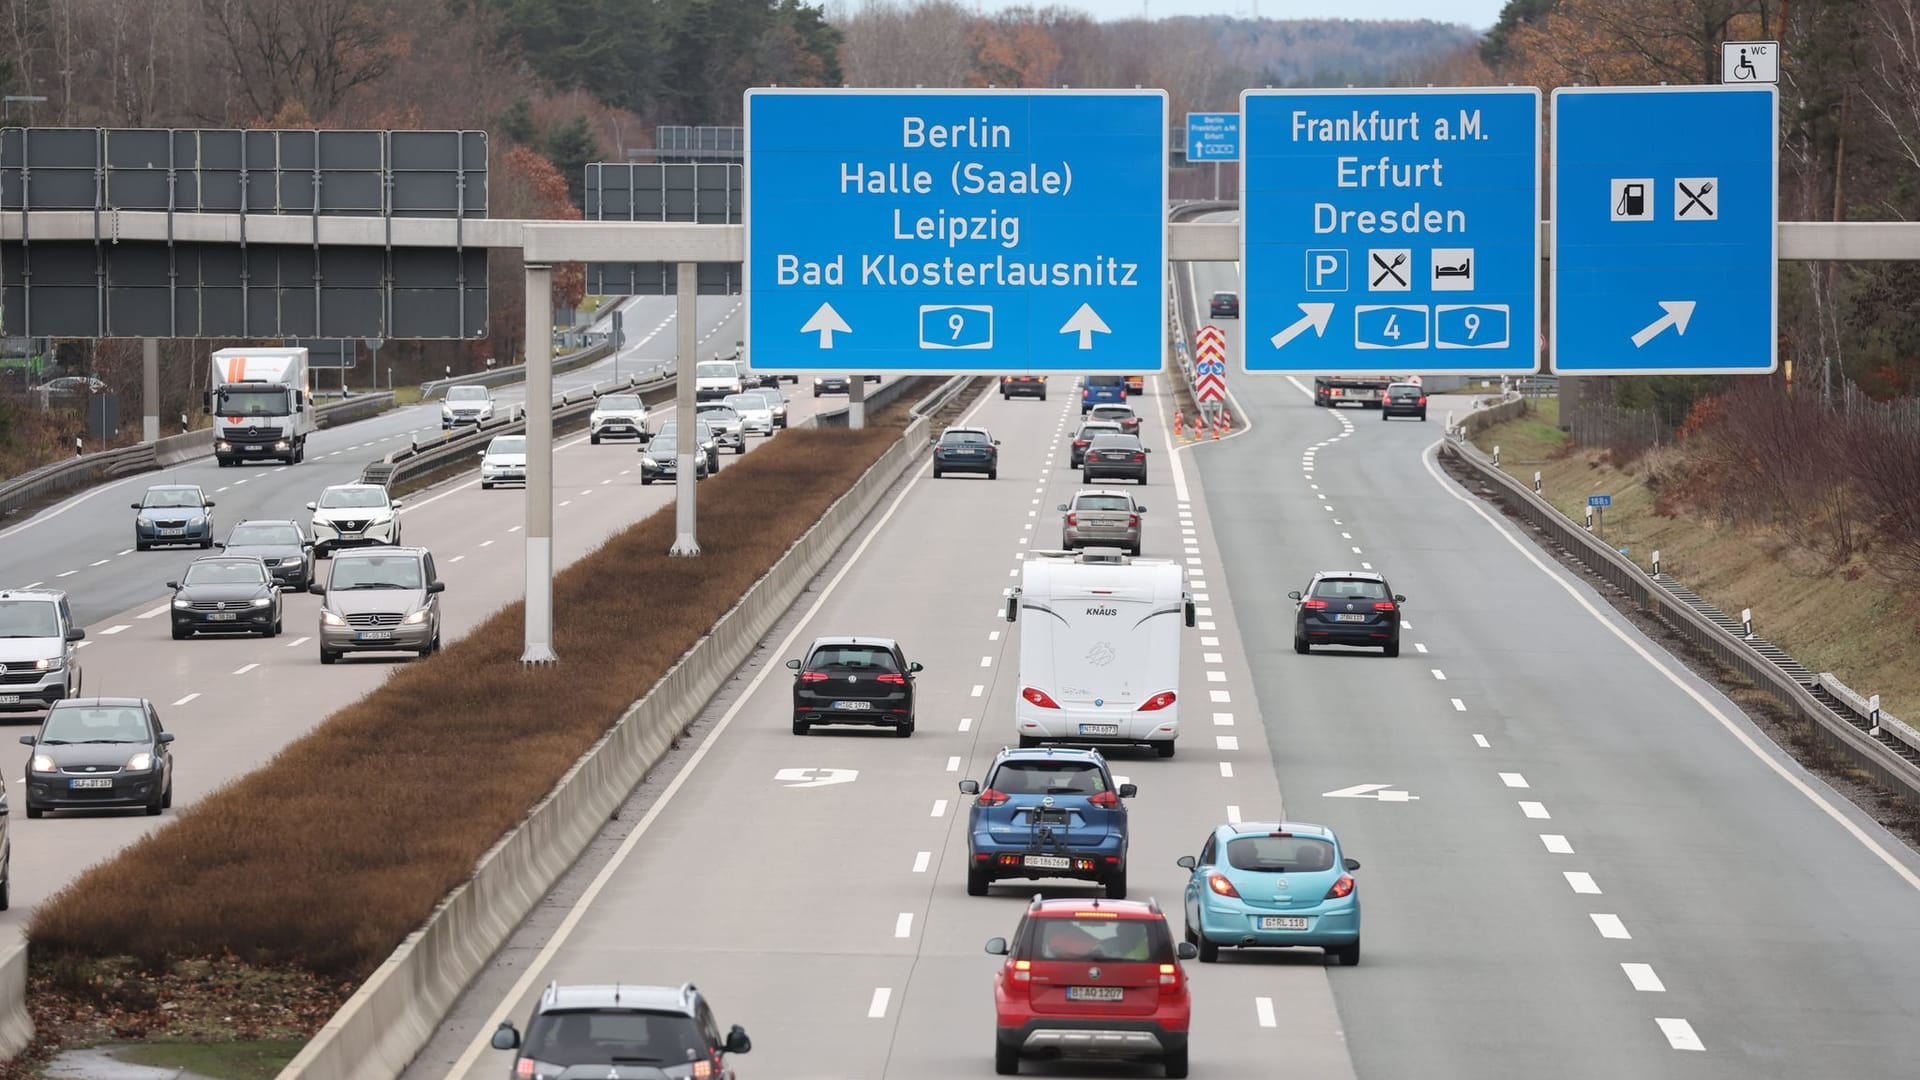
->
1305;249;1350;292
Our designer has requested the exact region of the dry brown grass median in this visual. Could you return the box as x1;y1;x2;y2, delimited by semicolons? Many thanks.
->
29;411;914;978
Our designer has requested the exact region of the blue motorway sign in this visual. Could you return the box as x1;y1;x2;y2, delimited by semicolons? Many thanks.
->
743;89;1168;374
1240;88;1541;375
1551;86;1778;375
1186;112;1240;162
1588;494;1613;508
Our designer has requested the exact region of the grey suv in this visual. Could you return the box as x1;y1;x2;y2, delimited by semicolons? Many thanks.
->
0;590;84;715
310;547;444;663
491;981;751;1080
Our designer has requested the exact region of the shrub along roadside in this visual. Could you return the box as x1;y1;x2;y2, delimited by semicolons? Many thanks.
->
28;406;918;978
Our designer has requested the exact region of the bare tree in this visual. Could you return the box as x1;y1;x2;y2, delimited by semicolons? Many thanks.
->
832;0;977;87
198;0;407;122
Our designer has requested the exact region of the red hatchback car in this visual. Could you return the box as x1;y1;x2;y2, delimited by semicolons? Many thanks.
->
985;896;1198;1077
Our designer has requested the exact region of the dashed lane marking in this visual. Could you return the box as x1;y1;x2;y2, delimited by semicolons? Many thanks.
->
1541;834;1574;854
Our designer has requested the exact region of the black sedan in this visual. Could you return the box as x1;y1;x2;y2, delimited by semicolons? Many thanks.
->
1290;571;1406;657
1081;433;1150;486
932;427;999;479
217;519;314;590
1209;291;1239;318
789;636;921;737
168;555;283;639
638;433;712;484
20;697;175;817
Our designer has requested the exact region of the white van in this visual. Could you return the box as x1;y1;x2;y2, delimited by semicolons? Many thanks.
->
1004;549;1194;757
695;360;745;401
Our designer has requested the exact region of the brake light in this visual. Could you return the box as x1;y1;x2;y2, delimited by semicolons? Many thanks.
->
1082;387;1090;398
1373;601;1397;612
515;1061;534;1080
1128;514;1139;527
694;1060;714;1078
799;670;829;682
1089;790;1120;808
1010;959;1032;983
1074;438;1089;448
1325;874;1355;899
1138;690;1176;711
1159;962;1180;987
1418;395;1428;405
975;788;1010;806
877;672;908;685
1022;686;1061;709
1132;452;1146;463
1302;598;1328;610
1207;873;1240;898
1065;513;1078;526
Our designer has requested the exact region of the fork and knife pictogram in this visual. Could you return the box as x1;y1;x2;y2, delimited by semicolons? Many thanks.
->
1370;251;1408;287
1677;179;1715;217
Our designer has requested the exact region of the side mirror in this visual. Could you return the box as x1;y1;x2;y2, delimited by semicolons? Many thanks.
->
478;450;486;457
1183;601;1196;629
1344;857;1361;871
18;735;35;747
1004;596;1018;623
489;1022;520;1051
1117;783;1137;798
958;779;980;795
391;500;404;509
302;541;314;549
1176;941;1200;960
1287;590;1302;601
993;439;1002;445
908;661;923;673
159;732;176;744
1176;854;1197;869
305;502;317;511
165;581;179;591
1394;594;1407;604
724;1025;751;1055
1136;506;1147;513
203;499;215;508
213;541;225;549
427;581;446;594
984;937;1010;956
307;582;326;595
1056;503;1069;512
66;626;85;641
785;658;801;671
130;502;142;509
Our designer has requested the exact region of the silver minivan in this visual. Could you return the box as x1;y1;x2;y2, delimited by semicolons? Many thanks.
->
310;547;444;663
0;589;84;714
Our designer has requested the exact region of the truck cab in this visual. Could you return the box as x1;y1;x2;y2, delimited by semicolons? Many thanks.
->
208;348;315;465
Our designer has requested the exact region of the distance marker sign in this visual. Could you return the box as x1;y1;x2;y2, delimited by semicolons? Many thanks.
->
743;89;1168;374
1240;88;1540;375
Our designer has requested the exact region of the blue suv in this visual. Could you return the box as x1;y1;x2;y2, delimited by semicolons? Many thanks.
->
958;747;1136;899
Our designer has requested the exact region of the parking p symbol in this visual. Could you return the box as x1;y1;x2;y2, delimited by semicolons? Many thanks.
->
1305;249;1349;293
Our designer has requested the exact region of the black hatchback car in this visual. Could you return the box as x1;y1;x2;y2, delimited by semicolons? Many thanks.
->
168;555;284;639
20;697;175;817
1381;382;1428;421
932;427;1000;479
1081;433;1150;486
1209;291;1239;318
789;636;922;737
1289;571;1406;657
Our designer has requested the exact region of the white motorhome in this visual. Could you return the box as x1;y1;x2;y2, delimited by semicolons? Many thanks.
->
208;347;314;465
1004;549;1195;758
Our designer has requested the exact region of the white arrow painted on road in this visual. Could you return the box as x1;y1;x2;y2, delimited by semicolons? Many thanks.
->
774;767;859;788
800;302;852;348
1059;303;1112;349
1629;300;1696;348
1269;303;1337;350
1322;782;1420;801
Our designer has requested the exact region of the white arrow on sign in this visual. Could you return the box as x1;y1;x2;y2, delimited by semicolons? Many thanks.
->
1059;303;1112;349
1322;783;1420;801
774;767;859;788
1269;303;1336;350
800;303;852;348
1629;300;1696;348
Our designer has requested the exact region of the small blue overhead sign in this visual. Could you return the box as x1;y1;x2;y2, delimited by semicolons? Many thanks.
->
743;89;1169;375
1239;88;1541;375
1186;112;1240;162
1551;86;1778;375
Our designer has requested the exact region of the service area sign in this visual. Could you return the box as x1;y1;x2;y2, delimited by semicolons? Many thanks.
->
1239;88;1541;375
1186;112;1240;161
1551;86;1778;374
743;88;1168;374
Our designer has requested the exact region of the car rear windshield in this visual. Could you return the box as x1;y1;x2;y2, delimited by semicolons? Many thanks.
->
329;556;423;590
989;760;1108;796
1075;424;1119;439
1087;435;1139;451
941;430;991;445
524;1008;706;1069
1087;375;1125;387
1311;578;1388;600
1213;292;1235;301
142;488;202;507
227;524;301;546
43;705;147;744
598;395;642;411
809;645;899;671
1225;835;1337;872
1091;406;1133;419
0;600;59;638
183;560;267;585
1025;916;1169;963
1074;495;1133;512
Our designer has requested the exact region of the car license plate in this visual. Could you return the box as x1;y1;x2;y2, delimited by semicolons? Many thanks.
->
245;444;263;451
1079;723;1119;735
358;630;393;641
0;695;18;704
1259;916;1310;930
1024;855;1071;870
1335;613;1366;622
206;612;237;621
1067;986;1124;1002
832;700;872;711
159;528;184;537
70;778;112;790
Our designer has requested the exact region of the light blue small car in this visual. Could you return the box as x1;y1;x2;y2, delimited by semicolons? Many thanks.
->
1177;820;1362;965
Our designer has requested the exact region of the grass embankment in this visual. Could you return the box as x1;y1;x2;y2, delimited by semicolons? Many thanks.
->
0;399;143;482
1471;397;1920;722
9;398;923;1073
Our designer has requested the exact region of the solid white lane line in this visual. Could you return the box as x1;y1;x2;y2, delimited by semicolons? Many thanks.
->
1541;834;1574;854
1452;698;1466;711
946;756;961;772
232;663;257;675
868;988;891;1019
958;717;974;732
970;684;984;697
1564;871;1602;894
1590;913;1631;939
1519;801;1550;819
100;624;130;635
1473;734;1491;748
1216;735;1239;751
172;693;200;706
894;913;913;938
1255;997;1277;1028
1226;805;1241;823
913;851;931;874
285;636;310;647
1656;1018;1703;1051
1500;772;1529;788
1623;964;1666;992
1213;713;1233;726
1220;762;1234;778
930;799;948;817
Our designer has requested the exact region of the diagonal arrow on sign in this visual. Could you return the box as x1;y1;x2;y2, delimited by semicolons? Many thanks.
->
1628;300;1697;348
1269;303;1337;350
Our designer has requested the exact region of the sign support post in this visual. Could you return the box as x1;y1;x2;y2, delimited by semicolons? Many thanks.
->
141;338;159;443
848;374;866;430
670;261;702;558
521;263;558;665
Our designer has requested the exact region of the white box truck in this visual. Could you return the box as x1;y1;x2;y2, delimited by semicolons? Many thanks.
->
208;347;315;465
1004;548;1195;757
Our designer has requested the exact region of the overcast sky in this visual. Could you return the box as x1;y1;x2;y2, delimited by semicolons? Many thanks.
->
968;0;1506;30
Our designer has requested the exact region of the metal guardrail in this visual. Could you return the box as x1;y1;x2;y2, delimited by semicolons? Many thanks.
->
809;377;922;430
419;341;618;400
1439;416;1920;804
910;375;975;420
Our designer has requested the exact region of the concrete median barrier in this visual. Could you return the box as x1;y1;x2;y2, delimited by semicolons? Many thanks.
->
0;938;32;1061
